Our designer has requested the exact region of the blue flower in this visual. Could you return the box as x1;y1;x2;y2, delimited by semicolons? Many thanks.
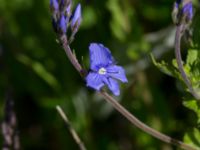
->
71;4;82;33
86;43;128;96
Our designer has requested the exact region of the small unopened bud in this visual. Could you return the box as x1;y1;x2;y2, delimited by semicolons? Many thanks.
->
172;0;193;25
182;1;193;22
71;4;82;34
50;0;59;12
58;14;67;34
59;0;71;14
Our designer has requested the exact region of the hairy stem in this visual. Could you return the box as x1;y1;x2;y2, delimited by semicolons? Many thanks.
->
59;34;195;150
175;25;200;100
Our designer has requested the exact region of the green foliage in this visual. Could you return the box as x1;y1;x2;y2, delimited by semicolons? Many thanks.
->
16;54;60;91
151;28;200;150
128;40;151;61
183;100;200;124
186;49;200;89
184;128;200;149
151;54;181;78
106;0;133;42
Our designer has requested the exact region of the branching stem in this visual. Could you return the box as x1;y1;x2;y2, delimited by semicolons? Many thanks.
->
58;34;196;150
100;91;196;150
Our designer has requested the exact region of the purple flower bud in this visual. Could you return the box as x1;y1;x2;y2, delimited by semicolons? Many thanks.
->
182;2;193;21
71;4;82;33
172;0;193;25
50;0;59;12
59;14;67;34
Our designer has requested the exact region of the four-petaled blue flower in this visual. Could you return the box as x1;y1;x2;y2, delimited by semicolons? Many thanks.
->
86;43;128;96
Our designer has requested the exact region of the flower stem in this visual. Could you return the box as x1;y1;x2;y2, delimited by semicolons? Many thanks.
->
100;91;196;150
59;34;195;150
59;35;83;75
56;105;86;150
175;25;200;100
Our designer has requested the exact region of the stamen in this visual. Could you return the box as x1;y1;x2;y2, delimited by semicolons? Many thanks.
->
98;67;107;75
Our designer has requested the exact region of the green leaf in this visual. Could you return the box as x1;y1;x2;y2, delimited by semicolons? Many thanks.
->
184;128;200;149
183;100;200;124
185;49;200;89
150;54;180;78
186;49;198;66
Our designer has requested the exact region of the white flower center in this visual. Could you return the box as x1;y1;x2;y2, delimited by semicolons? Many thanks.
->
98;67;107;75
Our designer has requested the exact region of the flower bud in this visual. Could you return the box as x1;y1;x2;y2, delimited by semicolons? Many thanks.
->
182;1;193;22
172;0;193;25
50;0;59;12
58;14;67;34
59;0;71;14
71;4;82;34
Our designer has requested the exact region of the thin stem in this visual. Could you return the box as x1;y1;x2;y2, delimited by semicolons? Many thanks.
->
58;34;196;150
100;91;196;150
175;25;200;100
59;35;83;74
56;105;86;150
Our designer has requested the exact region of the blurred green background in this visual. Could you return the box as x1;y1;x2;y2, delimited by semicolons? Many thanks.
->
0;0;199;149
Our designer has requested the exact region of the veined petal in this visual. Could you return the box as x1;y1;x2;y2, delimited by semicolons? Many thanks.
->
89;43;114;71
86;72;104;91
106;65;128;83
103;78;120;96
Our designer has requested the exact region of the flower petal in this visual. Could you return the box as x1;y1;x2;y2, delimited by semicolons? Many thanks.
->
103;78;120;96
89;43;114;71
106;65;128;83
86;72;104;91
